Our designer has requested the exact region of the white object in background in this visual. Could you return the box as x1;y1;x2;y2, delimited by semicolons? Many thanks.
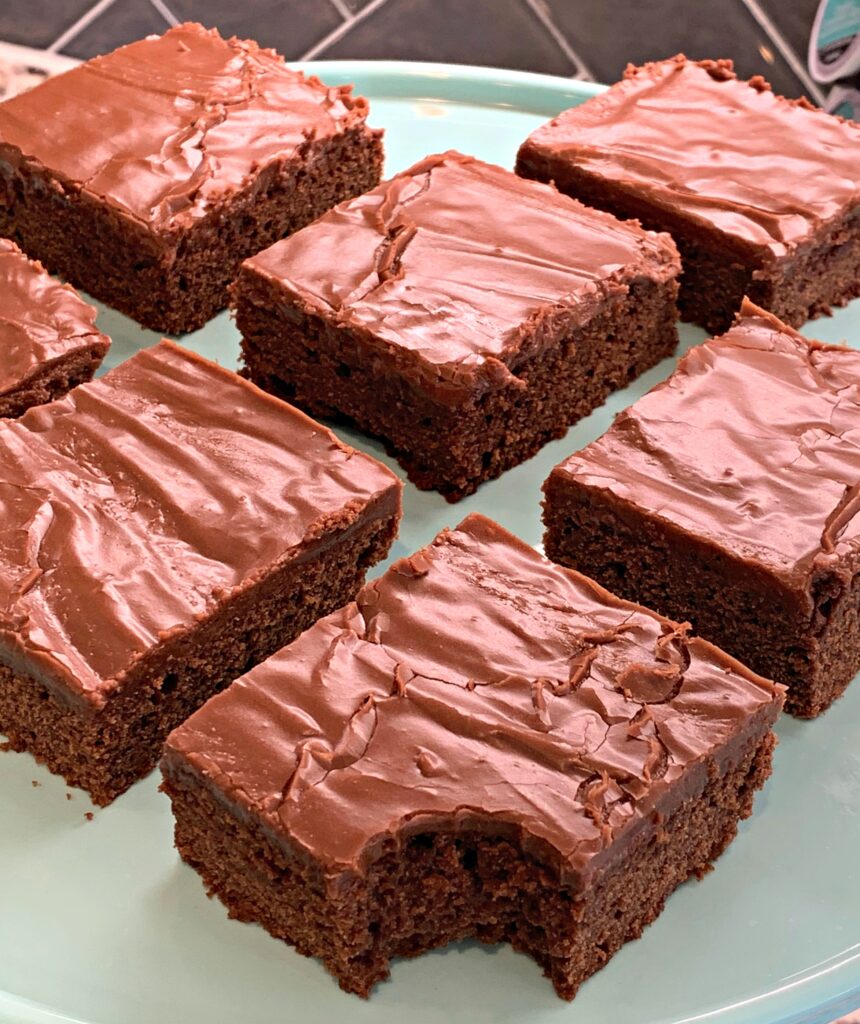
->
809;0;860;82
0;41;77;100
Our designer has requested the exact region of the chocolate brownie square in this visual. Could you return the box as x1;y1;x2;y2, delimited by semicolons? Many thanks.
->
544;299;860;718
162;513;783;1000
0;238;109;417
0;341;401;804
0;23;383;334
235;151;680;501
516;56;860;334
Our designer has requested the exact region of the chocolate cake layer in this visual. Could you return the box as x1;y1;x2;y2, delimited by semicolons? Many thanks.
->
0;237;109;416
163;513;783;999
516;56;860;332
0;341;401;802
545;299;860;717
0;23;383;333
238;150;680;499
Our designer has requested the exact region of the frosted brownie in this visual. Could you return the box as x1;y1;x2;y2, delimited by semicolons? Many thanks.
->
162;514;783;1000
0;342;400;804
236;151;680;501
0;238;108;416
517;56;860;333
544;300;860;718
0;23;383;333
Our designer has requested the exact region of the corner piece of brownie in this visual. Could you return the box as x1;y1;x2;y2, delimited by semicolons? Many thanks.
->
544;298;860;718
235;150;680;501
0;238;109;417
516;55;860;333
0;341;401;804
0;23;383;334
161;513;783;1000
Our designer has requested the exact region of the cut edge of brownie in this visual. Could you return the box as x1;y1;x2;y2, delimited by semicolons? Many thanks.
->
0;339;109;418
515;57;860;335
160;513;783;999
238;276;678;502
0;510;398;805
0;24;385;334
236;157;681;503
543;468;854;719
161;721;776;1000
0;123;383;335
541;296;860;719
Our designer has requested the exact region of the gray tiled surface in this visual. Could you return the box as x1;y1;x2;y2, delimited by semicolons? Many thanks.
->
321;0;581;77
0;0;94;49
0;0;823;101
542;0;816;99
168;0;343;61
62;0;173;59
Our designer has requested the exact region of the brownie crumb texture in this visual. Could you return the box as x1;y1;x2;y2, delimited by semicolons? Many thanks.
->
162;514;782;999
237;151;680;500
544;301;860;718
516;56;860;334
0;237;109;416
0;23;384;333
0;341;400;804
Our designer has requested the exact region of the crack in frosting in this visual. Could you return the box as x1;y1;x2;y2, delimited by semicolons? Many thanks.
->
0;341;399;705
519;56;860;258
0;23;373;231
557;300;860;594
165;514;782;888
0;239;108;397
244;150;680;395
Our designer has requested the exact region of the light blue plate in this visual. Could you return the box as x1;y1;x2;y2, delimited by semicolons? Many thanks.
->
1;61;858;1024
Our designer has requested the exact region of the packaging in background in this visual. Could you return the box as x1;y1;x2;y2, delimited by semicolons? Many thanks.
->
808;0;860;119
827;78;860;117
809;0;860;82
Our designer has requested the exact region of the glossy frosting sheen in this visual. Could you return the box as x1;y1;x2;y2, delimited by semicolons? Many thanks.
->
0;341;399;705
0;238;108;396
245;151;679;377
520;57;860;257
165;514;781;888
556;301;860;594
0;23;372;231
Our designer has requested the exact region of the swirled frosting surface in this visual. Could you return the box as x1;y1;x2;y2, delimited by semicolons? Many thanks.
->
0;238;108;397
0;341;400;705
0;22;375;231
243;151;679;390
165;514;781;887
519;56;860;258
555;300;860;593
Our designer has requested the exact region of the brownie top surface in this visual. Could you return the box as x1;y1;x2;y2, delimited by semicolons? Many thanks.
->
555;300;860;593
165;513;781;887
243;151;679;391
0;238;108;396
0;341;399;705
519;56;860;258
0;22;373;232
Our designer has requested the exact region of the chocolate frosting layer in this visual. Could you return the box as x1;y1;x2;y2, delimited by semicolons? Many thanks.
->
0;23;376;232
555;299;860;597
518;56;860;258
165;514;781;889
0;341;400;706
0;238;108;396
243;151;679;397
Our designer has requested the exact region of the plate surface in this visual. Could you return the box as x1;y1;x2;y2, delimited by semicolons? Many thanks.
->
1;61;859;1024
